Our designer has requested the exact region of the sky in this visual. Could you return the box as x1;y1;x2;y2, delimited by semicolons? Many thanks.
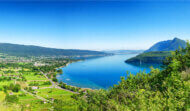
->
0;1;190;50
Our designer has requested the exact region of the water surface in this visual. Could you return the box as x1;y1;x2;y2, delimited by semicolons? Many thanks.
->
57;54;161;89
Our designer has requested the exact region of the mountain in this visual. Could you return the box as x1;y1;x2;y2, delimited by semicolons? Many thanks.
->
103;50;144;54
0;43;108;57
125;38;187;64
145;37;186;52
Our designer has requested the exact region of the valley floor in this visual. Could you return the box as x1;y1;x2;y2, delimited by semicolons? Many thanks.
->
0;59;80;111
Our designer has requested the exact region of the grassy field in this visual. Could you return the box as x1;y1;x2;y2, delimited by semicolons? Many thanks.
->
0;64;78;111
0;81;14;89
0;91;6;102
36;88;73;100
24;73;48;81
19;94;52;111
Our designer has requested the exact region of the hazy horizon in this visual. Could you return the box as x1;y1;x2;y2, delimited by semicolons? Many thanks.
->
0;1;190;50
0;37;185;51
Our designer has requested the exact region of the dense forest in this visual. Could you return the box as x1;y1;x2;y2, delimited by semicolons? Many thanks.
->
125;51;171;63
72;42;190;111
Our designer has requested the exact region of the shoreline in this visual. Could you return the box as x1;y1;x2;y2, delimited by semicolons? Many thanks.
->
55;54;115;91
55;54;161;91
57;59;83;69
55;59;95;92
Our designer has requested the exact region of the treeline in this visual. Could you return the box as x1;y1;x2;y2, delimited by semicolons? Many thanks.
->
59;82;81;92
3;83;21;93
0;63;33;69
125;51;172;64
72;42;190;110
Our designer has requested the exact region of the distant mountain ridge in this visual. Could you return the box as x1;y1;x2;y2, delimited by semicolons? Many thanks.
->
145;37;186;52
0;43;107;57
103;50;144;54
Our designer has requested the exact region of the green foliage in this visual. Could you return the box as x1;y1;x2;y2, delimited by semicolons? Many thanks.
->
0;76;11;81
5;94;19;103
57;69;63;74
74;42;190;111
53;99;78;111
43;81;51;85
3;83;21;92
126;51;171;63
29;82;40;86
52;77;58;82
59;82;80;92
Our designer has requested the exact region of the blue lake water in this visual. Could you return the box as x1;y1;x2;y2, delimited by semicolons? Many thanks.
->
57;54;161;89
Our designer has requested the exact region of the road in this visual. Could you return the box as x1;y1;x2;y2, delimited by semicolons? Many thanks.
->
21;89;53;103
40;71;78;94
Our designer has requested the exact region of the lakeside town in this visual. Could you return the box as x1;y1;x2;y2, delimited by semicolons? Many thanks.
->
0;54;91;110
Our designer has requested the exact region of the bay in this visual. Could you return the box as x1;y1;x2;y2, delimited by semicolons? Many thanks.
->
57;54;161;89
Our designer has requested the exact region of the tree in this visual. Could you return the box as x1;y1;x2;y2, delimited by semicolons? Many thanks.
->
57;69;63;74
5;94;19;103
52;77;58;82
12;84;21;92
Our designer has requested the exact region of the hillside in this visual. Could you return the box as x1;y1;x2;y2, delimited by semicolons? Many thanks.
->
0;43;107;57
145;37;186;52
125;51;171;63
126;38;186;64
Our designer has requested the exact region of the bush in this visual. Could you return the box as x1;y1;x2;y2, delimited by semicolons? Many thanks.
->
5;95;19;103
52;77;58;82
12;84;21;92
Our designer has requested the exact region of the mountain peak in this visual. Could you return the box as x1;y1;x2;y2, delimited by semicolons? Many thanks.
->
145;38;186;52
173;37;180;41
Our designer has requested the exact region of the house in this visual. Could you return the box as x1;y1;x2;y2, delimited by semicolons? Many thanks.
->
9;92;13;95
32;86;38;90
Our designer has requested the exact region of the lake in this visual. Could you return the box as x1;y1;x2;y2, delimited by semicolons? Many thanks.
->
57;54;161;89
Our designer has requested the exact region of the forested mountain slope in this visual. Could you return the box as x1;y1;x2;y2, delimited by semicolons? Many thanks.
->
126;38;186;63
125;51;171;63
0;43;107;57
145;37;186;52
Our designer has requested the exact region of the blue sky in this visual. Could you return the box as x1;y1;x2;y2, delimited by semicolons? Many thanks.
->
0;1;190;50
